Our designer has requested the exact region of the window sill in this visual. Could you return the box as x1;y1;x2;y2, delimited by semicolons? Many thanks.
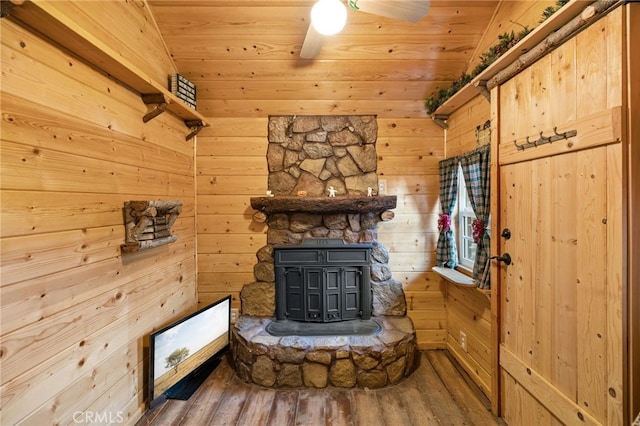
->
432;267;476;287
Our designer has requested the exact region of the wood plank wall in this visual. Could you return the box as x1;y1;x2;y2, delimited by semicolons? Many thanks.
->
179;2;455;353
196;117;448;349
0;3;196;425
440;0;558;401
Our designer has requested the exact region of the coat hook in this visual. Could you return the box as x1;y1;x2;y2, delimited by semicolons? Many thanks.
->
553;126;566;138
539;131;550;145
533;135;540;147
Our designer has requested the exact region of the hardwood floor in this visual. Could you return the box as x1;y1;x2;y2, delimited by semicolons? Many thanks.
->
137;350;502;426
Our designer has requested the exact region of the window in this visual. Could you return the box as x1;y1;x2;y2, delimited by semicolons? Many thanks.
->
456;166;477;270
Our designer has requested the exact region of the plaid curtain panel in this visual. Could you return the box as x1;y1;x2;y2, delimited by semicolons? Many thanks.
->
460;144;491;289
436;157;459;268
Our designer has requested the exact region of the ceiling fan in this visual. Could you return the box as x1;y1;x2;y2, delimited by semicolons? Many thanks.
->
300;0;431;59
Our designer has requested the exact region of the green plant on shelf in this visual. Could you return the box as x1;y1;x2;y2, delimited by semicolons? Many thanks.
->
424;0;570;115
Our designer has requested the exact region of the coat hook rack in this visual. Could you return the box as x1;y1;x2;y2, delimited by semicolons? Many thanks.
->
513;127;577;151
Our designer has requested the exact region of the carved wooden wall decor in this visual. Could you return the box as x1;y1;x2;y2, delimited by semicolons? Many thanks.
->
121;200;182;253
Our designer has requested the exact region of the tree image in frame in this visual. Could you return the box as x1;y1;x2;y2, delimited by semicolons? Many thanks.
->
165;347;190;372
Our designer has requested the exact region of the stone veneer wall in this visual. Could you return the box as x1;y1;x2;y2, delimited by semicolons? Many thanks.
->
267;115;379;196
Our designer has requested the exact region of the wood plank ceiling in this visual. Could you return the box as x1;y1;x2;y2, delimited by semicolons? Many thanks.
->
148;0;499;119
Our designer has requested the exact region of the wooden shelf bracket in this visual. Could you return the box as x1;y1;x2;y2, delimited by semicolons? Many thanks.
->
141;93;169;123
431;114;449;130
185;120;205;141
141;92;205;140
473;80;491;101
1;0;23;17
121;200;183;253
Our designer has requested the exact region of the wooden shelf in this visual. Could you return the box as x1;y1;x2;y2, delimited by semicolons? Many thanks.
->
477;288;491;299
432;267;475;287
5;0;207;139
431;0;593;119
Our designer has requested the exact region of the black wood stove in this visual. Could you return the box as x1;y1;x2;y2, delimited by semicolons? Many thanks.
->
274;239;372;322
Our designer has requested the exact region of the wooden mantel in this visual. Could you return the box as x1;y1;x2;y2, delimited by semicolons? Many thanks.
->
250;195;397;215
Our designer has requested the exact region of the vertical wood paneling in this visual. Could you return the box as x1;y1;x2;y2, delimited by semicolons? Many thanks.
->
530;157;552;377
529;53;553;132
625;2;640;421
549;36;577;125
606;142;624;425
576;21;609;119
576;147;608;421
497;8;625;425
489;85;502;415
550;153;578;398
0;5;196;424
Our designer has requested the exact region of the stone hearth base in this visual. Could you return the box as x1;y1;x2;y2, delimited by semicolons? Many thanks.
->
231;315;418;389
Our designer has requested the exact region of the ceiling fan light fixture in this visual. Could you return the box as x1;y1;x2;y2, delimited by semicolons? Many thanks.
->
311;0;347;36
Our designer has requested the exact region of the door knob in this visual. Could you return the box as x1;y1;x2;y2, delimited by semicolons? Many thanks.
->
501;228;511;239
491;253;512;266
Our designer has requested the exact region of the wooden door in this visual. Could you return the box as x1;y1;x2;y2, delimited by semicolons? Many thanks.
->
491;7;625;425
498;149;621;425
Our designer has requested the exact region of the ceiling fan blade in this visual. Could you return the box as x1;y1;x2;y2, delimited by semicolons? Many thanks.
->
300;24;325;59
350;0;430;23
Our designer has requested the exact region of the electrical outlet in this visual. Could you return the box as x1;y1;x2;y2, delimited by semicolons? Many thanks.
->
459;331;467;351
230;308;239;324
378;179;387;195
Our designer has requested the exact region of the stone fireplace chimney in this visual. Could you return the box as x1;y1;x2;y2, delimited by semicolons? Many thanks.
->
241;115;407;318
232;115;418;389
